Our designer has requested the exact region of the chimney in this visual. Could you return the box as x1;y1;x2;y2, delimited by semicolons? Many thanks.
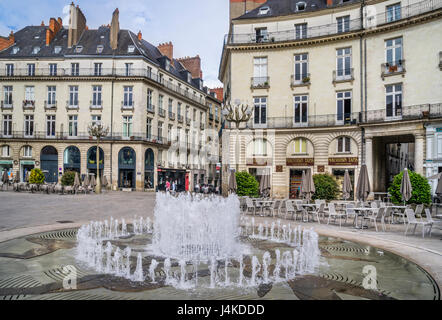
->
210;88;224;102
177;55;202;79
46;17;62;46
137;30;142;41
230;0;267;22
110;8;120;50
326;0;333;6
68;2;87;48
158;42;173;62
0;31;15;51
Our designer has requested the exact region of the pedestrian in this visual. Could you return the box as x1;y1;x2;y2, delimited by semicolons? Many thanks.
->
172;180;176;193
165;179;170;192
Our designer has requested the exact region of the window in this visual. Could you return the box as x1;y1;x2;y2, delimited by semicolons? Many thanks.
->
158;121;163;141
3;115;12;137
168;98;173;114
69;86;79;107
27;64;35;76
146;118;152;139
387;3;401;22
46;115;56;137
253;57;268;86
123;116;133;137
253;139;267;156
336;47;352;79
177;102;182;116
295;23;307;40
32;47;40;54
96;45;104;53
386;84;402;118
255;28;268;43
71;63;79;76
54;46;62;54
47;86;56;106
385;37;403;69
75;45;83;53
158;94;164;110
193;109;196;121
128;45;135;53
24;115;34;137
91;115;101;126
294;95;308;126
294;54;308;83
49;63;57;76
168;124;172;142
258;6;270;15
23;146;32;157
147;66;152;78
1;145;10;157
147;89;153;108
254;97;267;126
296;1;306;11
92;86;102;106
6;64;14;76
3;86;12;106
12;47;19;54
336;91;352;124
337;16;350;33
125;63;133;76
123;86;133;107
337;137;351;153
68;115;78;137
294;138;307;154
25;86;34;101
166;60;171;72
94;63;102;76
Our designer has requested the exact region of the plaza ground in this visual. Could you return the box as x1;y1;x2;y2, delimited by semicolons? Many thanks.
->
0;191;440;291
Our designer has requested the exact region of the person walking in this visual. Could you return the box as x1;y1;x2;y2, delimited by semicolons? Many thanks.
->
172;180;176;194
165;179;171;192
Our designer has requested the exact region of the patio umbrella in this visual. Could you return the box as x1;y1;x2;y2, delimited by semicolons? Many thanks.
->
342;169;352;200
73;172;80;188
228;169;237;193
435;174;442;198
102;175;108;187
356;164;371;202
83;174;89;188
259;173;271;197
300;169;315;201
90;174;96;188
400;168;413;202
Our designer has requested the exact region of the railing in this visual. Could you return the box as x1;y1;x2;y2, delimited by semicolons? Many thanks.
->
147;104;155;114
22;100;35;109
177;114;183;123
168;111;176;120
381;59;406;78
224;0;442;45
1;100;13;109
158;107;166;117
121;101;134;110
363;103;442;123
44;100;57;110
251;76;270;89
291;73;311;87
90;100;102;110
66;100;79;109
333;68;354;83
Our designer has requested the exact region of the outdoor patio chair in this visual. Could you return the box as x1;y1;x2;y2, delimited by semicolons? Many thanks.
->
265;200;280;218
392;207;407;225
310;202;325;224
362;207;383;232
244;197;256;216
381;206;393;231
327;203;347;227
424;209;435;237
296;202;308;222
285;200;296;220
414;204;424;218
404;209;433;238
345;203;357;226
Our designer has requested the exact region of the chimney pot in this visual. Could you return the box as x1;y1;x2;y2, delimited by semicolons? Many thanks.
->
137;30;142;41
326;0;333;6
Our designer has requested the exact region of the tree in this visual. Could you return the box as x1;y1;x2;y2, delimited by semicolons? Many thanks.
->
312;174;339;201
29;168;45;185
235;171;259;197
61;171;76;186
388;170;431;205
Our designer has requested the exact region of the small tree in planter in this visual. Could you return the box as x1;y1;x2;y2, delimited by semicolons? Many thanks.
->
61;171;76;186
29;168;45;185
235;171;259;197
388;170;431;205
312;174;339;201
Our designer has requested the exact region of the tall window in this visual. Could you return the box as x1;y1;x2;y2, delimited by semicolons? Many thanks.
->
294;95;308;126
294;138;307;154
177;103;182;116
147;89;153;109
123;116;133;137
91;115;101;126
92;85;102;106
25;86;34;102
253;139;268;156
158;95;164;110
294;53;308;84
1;145;10;157
336;47;352;79
49;63;57;76
146;118;152;139
253;57;268;86
69;86;79;107
71;63;79;76
386;3;401;22
47;86;56;106
123;86;133;107
125;63;133;76
254;97;267;126
3;115;12;137
24;115;34;137
158;121;163;141
46;115;56;137
6;64;14;76
336;91;352;124
168;124;172;142
68;115;78;137
3;86;12;106
385;37;403;69
168;99;173;114
295;23;307;39
386;84;402;119
337;16;350;33
337;137;351;153
23;146;32;157
94;63;102;76
27;63;35;76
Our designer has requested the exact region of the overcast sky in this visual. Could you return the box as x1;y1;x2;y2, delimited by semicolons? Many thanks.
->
0;0;229;88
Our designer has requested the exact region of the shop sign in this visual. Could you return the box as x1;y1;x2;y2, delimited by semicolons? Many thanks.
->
286;158;314;166
317;165;325;172
328;157;358;166
0;160;13;165
246;158;272;166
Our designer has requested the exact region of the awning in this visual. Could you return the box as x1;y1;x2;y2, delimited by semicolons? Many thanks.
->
0;160;13;165
20;160;35;165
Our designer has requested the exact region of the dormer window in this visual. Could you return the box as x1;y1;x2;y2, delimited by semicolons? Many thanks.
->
165;59;170;71
258;6;270;15
187;73;192;83
296;2;307;11
12;47;19;54
54;46;62;54
96;45;104;53
34;35;40;39
32;47;40;54
75;45;83;53
128;45;135;53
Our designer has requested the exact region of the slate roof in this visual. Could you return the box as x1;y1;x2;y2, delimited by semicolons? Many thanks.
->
234;0;361;20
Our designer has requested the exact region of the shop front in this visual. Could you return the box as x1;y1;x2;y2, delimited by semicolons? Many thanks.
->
87;147;104;178
144;148;154;189
328;157;358;199
40;146;58;183
64;146;81;174
20;160;35;182
286;158;314;199
157;166;186;192
0;160;13;181
118;147;136;189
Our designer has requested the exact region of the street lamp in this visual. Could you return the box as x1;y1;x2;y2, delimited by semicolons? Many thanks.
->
88;121;109;194
222;100;253;173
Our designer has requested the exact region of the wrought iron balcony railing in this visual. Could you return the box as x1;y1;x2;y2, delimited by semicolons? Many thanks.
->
381;59;406;79
333;68;354;83
291;73;311;87
251;77;270;89
147;104;155;114
158;107;166;117
168;111;176;120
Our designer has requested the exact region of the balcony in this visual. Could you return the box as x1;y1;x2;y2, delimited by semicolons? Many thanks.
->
44;100;57;111
381;60;406;79
168;111;176;121
215;115;220;123
291;74;311;88
147;104;155;114
121;101;134;111
186;117;191;126
1;100;13;110
158;107;166;118
22;100;35;111
251;77;270;89
90;101;103;111
66;100;79;110
362;103;442;123
333;68;354;84
177;114;183;123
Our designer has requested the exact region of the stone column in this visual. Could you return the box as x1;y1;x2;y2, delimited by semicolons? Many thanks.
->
415;133;424;175
365;136;374;189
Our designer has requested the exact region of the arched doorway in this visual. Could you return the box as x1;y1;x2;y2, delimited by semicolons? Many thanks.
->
144;148;154;189
64;146;81;174
40;146;58;183
118;147;136;188
87;147;104;178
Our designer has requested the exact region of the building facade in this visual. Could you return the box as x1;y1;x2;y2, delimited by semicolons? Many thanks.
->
219;0;442;198
0;3;222;191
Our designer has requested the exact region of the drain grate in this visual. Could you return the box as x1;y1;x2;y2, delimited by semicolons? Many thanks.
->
320;244;369;254
43;266;92;283
36;291;137;300
36;229;78;241
0;275;42;300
